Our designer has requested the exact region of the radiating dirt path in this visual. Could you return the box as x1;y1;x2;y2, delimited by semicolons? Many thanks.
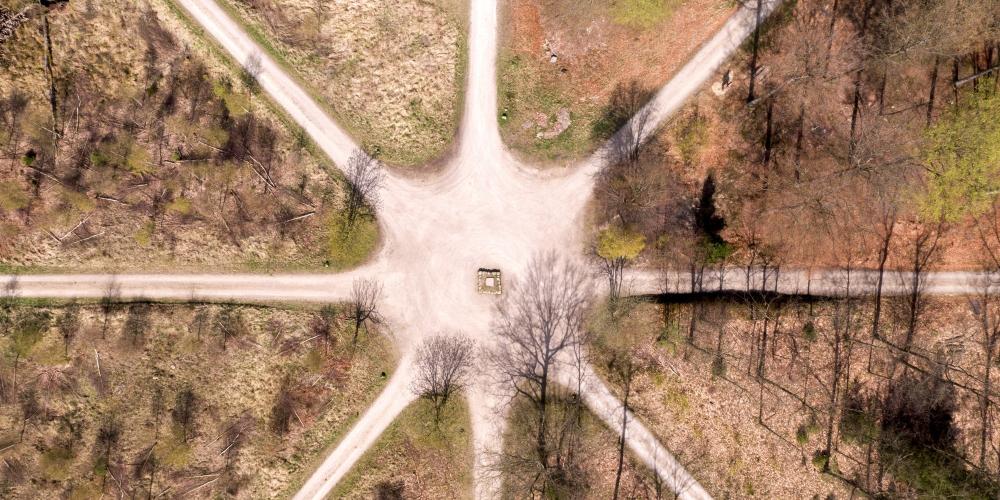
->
15;1;993;500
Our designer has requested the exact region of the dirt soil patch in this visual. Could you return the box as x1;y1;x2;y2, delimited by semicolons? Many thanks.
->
0;0;377;273
219;0;467;168
328;396;474;499
498;0;733;164
0;301;395;499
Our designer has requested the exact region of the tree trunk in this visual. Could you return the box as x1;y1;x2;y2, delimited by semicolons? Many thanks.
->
978;304;996;470
42;15;59;140
746;0;764;103
927;56;940;127
823;0;839;76
871;220;894;340
794;104;804;181
878;66;887;115
612;365;632;500
848;69;864;157
763;99;775;167
536;366;550;473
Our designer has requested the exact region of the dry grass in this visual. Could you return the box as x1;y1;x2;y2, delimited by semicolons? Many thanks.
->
0;301;395;498
588;296;1000;498
0;0;377;273
219;0;467;168
497;0;733;165
499;394;660;499
328;396;474;499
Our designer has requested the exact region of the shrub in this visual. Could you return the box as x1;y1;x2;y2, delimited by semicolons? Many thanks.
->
710;353;726;378
795;424;809;445
802;321;817;342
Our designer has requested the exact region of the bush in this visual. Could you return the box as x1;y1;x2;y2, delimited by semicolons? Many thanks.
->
710;353;726;378
795;425;809;445
882;371;956;449
801;321;817;342
811;450;830;471
374;480;404;500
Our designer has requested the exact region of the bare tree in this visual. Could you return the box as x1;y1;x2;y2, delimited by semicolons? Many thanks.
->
270;374;298;435
604;82;655;168
216;307;247;351
344;148;385;232
99;278;121;339
349;278;382;344
172;387;197;443
969;285;1000;472
18;388;39;442
869;190;898;341
412;334;475;425
489;252;592;495
1;276;18;337
122;302;150;347
897;221;944;365
57;303;79;356
310;304;338;352
240;52;262;95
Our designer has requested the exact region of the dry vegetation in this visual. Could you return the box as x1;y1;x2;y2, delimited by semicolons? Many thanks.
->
500;397;661;499
497;0;733;163
589;0;1000;276
0;0;377;272
328;397;473;500
219;0;468;168
589;291;1000;498
0;299;395;498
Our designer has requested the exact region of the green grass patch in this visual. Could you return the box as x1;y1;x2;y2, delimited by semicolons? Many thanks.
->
611;0;682;29
325;213;379;271
497;52;603;162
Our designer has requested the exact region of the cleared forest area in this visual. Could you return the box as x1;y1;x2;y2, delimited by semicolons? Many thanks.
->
218;0;468;168
0;300;394;498
0;0;377;272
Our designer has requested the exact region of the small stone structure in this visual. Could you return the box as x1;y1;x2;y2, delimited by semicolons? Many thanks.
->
477;268;502;295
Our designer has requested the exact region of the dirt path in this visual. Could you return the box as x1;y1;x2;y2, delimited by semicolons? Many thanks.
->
627;268;1000;297
292;357;417;500
13;0;990;499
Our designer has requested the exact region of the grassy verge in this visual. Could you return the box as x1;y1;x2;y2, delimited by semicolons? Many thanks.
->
327;396;474;499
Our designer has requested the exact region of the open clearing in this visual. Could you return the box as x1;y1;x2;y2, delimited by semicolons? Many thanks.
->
218;0;468;168
0;301;394;498
497;0;733;164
